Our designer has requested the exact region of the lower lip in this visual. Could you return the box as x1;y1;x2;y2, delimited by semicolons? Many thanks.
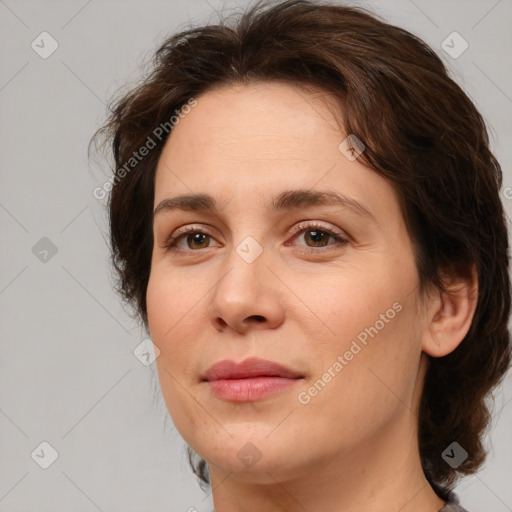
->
206;377;301;402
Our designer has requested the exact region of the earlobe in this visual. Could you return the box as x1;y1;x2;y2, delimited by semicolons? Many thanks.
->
421;264;478;358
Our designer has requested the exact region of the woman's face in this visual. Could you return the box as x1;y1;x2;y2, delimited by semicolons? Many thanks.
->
146;81;430;481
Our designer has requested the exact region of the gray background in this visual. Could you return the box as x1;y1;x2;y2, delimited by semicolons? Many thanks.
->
0;0;511;511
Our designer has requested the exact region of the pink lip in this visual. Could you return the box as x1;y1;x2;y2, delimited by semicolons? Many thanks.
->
202;357;304;402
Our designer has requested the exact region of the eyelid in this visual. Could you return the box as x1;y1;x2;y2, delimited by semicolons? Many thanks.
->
284;221;349;253
161;223;218;249
288;220;347;240
162;220;349;252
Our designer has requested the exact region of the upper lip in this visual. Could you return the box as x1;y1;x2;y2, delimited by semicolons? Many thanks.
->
202;357;303;381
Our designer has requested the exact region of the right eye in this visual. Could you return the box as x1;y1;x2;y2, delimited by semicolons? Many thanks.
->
163;226;222;253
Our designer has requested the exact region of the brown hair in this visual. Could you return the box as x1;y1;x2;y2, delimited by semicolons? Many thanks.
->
90;0;511;496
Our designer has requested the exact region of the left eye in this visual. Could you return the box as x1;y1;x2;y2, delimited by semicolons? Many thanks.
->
295;229;336;247
287;224;348;251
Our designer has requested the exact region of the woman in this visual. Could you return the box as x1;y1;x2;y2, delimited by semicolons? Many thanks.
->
91;1;511;510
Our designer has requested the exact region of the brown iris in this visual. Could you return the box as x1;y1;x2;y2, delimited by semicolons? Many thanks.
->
186;233;210;249
304;230;330;247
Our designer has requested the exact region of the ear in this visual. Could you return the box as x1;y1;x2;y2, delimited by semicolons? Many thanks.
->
421;263;478;358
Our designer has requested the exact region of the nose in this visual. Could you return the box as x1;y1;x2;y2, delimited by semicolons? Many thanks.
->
208;247;286;334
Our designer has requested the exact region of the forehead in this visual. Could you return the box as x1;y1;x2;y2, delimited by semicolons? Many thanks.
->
153;81;402;225
157;81;343;171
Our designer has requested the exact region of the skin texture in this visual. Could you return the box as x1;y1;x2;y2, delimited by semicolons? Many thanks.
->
146;81;478;512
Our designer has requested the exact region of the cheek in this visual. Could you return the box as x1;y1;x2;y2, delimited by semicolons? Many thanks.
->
146;269;206;408
291;266;402;353
147;275;186;396
146;269;192;341
293;264;421;421
147;278;202;442
146;272;200;364
146;278;164;333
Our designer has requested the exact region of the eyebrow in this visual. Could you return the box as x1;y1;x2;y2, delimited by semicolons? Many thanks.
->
153;189;377;223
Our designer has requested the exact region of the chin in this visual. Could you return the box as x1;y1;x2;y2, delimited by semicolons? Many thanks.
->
195;433;304;480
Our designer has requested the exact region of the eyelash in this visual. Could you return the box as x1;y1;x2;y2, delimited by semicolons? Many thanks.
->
162;221;349;254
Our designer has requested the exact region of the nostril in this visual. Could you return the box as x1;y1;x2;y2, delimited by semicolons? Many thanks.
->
251;315;265;322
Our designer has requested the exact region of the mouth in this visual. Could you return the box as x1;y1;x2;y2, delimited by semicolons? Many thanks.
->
202;357;304;402
202;356;303;381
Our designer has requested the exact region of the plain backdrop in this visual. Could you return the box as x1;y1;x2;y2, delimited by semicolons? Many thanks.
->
0;0;511;511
